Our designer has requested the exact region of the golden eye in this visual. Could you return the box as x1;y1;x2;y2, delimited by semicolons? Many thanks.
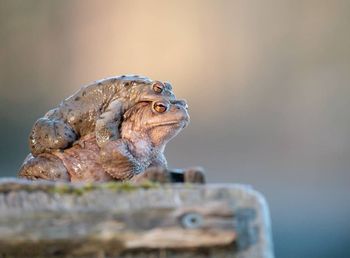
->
153;102;168;113
152;81;164;93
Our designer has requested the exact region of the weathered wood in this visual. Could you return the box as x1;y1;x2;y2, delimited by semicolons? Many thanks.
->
0;179;274;258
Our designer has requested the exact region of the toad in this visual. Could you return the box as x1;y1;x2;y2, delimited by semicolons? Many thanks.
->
29;75;175;156
19;100;204;183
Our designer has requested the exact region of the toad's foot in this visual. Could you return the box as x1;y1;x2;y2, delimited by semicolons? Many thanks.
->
183;166;206;184
29;118;77;156
131;167;206;184
131;167;171;184
18;153;70;181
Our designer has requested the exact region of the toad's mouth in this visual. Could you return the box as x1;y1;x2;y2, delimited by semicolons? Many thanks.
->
148;120;188;127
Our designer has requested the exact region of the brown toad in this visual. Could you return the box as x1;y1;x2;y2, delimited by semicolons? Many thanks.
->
19;99;204;183
29;75;175;156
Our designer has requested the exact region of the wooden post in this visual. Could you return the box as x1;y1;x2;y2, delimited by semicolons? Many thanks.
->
0;179;274;258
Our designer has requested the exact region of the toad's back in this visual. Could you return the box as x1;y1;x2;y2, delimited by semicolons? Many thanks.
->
47;75;152;136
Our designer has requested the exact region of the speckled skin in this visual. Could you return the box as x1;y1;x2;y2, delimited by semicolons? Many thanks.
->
19;100;202;183
29;75;175;156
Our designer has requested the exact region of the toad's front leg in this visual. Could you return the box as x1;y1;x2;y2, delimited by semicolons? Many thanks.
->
95;99;123;147
99;139;138;181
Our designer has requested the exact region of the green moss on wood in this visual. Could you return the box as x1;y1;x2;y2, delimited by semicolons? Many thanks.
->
0;180;161;196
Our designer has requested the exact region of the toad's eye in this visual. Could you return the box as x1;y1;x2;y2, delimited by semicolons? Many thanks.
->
153;102;168;113
152;81;164;93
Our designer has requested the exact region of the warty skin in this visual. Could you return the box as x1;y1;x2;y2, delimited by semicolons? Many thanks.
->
19;99;190;182
29;75;175;156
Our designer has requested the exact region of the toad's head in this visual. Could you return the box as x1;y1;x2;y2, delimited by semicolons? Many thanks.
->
120;76;176;107
121;99;189;150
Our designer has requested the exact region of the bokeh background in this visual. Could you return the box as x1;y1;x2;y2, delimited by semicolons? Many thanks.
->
1;0;350;257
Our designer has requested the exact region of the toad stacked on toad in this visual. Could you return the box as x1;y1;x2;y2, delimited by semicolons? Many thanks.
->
18;75;204;183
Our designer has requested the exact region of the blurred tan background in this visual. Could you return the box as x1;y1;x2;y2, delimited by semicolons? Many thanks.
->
1;0;350;257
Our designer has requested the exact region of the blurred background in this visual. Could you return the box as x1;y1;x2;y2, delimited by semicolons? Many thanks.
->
1;0;350;257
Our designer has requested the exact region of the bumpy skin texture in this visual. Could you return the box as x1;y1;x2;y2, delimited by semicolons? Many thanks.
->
29;75;175;156
19;100;205;183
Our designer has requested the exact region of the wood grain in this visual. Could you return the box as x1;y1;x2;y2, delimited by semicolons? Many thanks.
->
0;179;273;258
